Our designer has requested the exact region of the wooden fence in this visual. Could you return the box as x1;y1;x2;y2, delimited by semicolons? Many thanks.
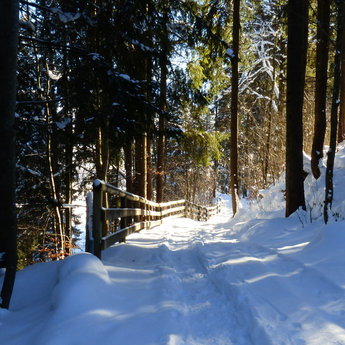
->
86;179;222;258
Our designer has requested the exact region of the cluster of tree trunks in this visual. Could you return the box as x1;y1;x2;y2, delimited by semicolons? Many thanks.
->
286;0;345;220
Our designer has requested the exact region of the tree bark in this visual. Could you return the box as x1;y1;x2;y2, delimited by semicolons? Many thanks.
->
134;136;147;198
263;34;278;187
64;124;73;255
230;0;240;216
285;0;308;217
63;49;73;256
338;19;345;143
324;0;344;223
45;83;64;259
147;138;153;200
124;142;133;193
311;0;330;179
156;1;168;204
0;0;18;309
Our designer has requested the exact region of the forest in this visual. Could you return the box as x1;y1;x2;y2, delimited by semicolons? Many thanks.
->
1;0;345;279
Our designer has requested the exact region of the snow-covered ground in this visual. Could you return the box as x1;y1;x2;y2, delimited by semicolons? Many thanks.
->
1;144;345;344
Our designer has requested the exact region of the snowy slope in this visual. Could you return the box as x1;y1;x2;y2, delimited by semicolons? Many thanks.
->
1;145;345;344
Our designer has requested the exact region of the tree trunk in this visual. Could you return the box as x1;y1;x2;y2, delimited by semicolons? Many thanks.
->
147;138;153;200
95;122;109;237
338;19;345;143
311;0;330;179
95;125;109;182
134;136;147;199
263;34;278;187
0;0;18;309
230;0;240;216
285;0;308;217
64;126;73;255
124;142;133;193
324;0;344;223
46;102;64;259
156;2;168;204
63;50;73;256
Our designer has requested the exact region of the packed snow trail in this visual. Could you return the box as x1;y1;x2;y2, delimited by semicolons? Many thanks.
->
101;203;271;345
2;194;345;344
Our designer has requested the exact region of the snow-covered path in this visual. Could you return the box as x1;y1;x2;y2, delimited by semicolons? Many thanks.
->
2;194;345;345
101;203;269;345
100;198;345;345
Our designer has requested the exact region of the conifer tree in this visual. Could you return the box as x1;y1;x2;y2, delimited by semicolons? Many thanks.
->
285;0;308;217
230;0;240;215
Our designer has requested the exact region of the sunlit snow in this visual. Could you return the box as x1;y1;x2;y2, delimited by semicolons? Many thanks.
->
1;143;345;344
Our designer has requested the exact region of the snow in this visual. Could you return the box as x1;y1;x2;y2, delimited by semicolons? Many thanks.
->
55;117;71;129
47;68;62;81
226;47;235;59
2;146;345;344
50;8;81;24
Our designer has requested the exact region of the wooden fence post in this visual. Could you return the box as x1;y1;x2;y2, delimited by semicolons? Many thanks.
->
147;201;151;230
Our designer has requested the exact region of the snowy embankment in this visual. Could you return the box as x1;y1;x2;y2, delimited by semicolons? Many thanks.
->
1;144;345;344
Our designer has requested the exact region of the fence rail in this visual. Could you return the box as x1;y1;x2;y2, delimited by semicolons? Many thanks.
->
86;179;222;258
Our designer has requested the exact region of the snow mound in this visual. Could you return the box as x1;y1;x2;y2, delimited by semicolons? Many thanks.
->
50;253;111;315
246;142;345;222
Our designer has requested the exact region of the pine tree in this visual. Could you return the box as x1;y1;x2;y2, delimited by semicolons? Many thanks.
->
230;0;240;215
285;0;308;217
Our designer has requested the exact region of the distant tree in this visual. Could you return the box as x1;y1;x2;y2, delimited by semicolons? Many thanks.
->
311;0;330;179
285;0;308;217
0;0;19;309
324;0;344;223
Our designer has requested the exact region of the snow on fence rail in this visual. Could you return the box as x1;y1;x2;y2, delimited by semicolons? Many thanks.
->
86;179;222;258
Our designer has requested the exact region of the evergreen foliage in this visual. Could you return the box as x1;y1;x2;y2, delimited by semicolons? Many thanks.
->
12;0;345;267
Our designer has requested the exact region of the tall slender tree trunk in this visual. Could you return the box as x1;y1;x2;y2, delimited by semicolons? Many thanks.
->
156;1;168;204
157;75;166;203
146;43;153;201
124;142;133;193
135;136;147;199
44;60;64;258
311;0;330;179
95;123;110;182
63;49;73;255
0;0;18;309
263;34;278;187
147;138;153;200
285;0;308;217
65;123;73;255
338;20;345;143
324;0;344;223
157;85;166;203
46;102;64;258
230;0;240;216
